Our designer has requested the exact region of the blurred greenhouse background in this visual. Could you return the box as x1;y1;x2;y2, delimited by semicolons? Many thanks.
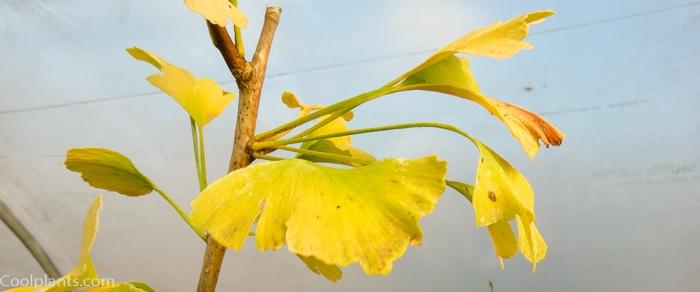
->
1;0;699;291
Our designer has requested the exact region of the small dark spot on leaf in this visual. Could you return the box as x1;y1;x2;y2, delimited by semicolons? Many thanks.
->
390;179;400;184
488;191;497;202
336;205;341;209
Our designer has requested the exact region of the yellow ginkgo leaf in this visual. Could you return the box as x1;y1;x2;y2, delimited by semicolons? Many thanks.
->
399;11;554;81
7;197;103;292
281;91;303;109
486;220;518;265
190;156;447;275
447;180;517;266
472;141;534;227
78;196;102;269
399;55;564;159
184;0;248;28
278;91;374;166
4;197;154;292
297;255;343;282
440;10;554;59
490;100;565;159
51;196;103;290
391;11;562;159
304;116;353;152
127;47;236;127
516;214;547;271
281;91;354;124
65;148;154;197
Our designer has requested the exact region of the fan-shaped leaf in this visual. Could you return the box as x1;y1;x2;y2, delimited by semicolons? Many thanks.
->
127;47;236;127
190;156;447;275
516;214;547;271
279;91;375;166
472;141;548;269
472;142;533;227
447;180;517;264
296;117;376;166
445;137;547;269
440;10;553;59
399;55;564;159
65;148;154;197
184;0;248;28
400;10;554;81
486;220;519;264
303;115;352;152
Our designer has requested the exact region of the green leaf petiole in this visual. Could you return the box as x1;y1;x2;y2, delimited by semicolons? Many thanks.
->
268;145;374;166
254;122;479;151
153;185;206;240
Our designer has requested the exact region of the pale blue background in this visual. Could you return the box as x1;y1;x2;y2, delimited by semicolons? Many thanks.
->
1;0;699;291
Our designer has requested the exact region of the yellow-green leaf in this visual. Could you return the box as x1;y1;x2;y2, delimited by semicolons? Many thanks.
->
4;197;154;292
296;116;376;166
472;141;534;227
78;196;102;271
440;10;554;59
298;255;342;282
516;214;547;271
190;156;447;275
400;10;554;81
279;91;374;166
52;196;103;291
401;56;480;91
65;148;154;197
489;100;565;159
305;116;353;152
399;55;564;159
184;0;248;28
391;11;562;158
281;91;302;109
127;47;236;127
486;220;518;264
443;136;549;268
446;180;518;265
10;197;104;292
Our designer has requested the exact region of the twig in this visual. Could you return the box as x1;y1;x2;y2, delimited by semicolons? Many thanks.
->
0;196;62;278
196;6;282;292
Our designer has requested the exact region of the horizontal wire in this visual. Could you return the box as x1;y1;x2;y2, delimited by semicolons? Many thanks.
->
1;1;698;115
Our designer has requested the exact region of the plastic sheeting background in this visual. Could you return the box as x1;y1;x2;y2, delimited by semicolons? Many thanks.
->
1;0;699;291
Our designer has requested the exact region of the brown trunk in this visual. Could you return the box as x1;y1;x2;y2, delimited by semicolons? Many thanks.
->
196;6;281;292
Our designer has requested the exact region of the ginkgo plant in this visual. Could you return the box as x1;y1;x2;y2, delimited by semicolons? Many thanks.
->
11;1;564;291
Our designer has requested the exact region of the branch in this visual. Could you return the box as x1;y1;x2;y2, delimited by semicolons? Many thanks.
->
196;6;282;292
207;22;251;83
0;196;62;278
